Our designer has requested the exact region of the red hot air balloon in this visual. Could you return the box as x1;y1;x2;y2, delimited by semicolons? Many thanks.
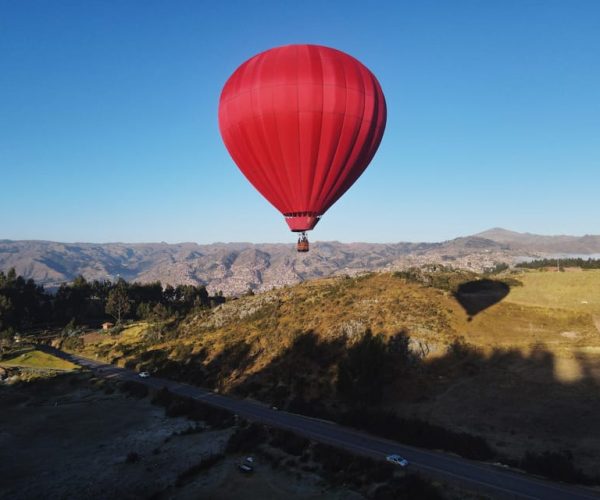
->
218;44;386;252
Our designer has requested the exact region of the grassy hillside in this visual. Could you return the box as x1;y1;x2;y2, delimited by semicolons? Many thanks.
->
73;270;600;477
506;269;600;312
1;347;78;371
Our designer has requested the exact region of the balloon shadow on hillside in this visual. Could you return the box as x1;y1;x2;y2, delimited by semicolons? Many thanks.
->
453;279;510;320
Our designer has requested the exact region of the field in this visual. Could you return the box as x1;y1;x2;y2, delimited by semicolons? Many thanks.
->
460;270;600;373
1;347;79;371
506;269;600;313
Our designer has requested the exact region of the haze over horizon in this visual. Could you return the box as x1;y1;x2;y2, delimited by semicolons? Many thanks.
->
2;1;599;243
2;226;600;246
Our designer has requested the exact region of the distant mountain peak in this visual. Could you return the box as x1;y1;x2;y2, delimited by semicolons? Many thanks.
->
476;228;522;238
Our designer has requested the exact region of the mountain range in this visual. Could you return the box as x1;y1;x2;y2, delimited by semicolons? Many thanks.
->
1;228;600;295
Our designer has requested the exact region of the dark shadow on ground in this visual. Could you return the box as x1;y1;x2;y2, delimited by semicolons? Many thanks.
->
454;279;510;319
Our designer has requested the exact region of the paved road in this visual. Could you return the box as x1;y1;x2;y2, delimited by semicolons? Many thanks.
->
45;346;599;500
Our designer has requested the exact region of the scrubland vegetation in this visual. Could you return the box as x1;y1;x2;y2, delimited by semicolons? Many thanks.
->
4;265;600;490
40;268;599;487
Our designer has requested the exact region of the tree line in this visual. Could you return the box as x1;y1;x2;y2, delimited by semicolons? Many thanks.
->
516;257;600;270
0;268;224;337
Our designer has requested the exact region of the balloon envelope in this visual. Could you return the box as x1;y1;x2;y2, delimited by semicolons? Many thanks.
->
218;44;386;232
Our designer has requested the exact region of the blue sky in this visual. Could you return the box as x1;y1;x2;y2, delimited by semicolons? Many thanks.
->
1;0;599;243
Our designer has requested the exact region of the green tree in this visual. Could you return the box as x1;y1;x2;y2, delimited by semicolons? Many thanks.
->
6;268;16;283
136;302;152;320
0;295;13;332
151;302;169;320
0;327;14;355
163;284;176;303
72;274;88;289
106;286;130;324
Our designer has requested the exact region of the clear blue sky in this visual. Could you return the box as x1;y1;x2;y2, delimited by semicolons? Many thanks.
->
1;0;599;243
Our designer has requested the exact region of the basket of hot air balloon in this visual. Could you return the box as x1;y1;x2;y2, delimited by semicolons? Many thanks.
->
219;44;386;252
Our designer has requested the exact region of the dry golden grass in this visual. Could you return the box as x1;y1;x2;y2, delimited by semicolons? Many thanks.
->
506;269;600;313
172;273;459;380
1;348;78;371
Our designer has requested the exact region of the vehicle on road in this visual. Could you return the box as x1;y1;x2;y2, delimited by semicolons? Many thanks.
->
238;463;253;473
386;454;409;467
138;371;150;378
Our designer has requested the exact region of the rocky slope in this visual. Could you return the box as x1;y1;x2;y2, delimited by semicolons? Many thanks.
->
476;228;600;254
2;229;600;295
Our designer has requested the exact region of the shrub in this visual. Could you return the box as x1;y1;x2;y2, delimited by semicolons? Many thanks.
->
119;380;149;398
518;450;594;484
175;453;224;487
226;423;267;453
186;400;235;428
372;475;443;500
175;424;204;436
151;387;174;407
312;443;394;487
61;335;84;351
110;325;124;336
446;336;479;360
339;409;494;461
152;388;234;428
270;429;309;456
165;398;195;417
125;452;140;463
172;343;193;360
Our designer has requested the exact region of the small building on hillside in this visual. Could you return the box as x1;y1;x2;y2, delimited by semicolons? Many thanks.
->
102;322;114;331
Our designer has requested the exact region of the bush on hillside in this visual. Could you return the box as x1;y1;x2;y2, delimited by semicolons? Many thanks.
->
175;453;224;487
312;443;394;487
339;409;494;461
518;450;595;484
270;428;309;456
119;380;149;398
225;422;267;453
151;387;234;428
372;475;444;500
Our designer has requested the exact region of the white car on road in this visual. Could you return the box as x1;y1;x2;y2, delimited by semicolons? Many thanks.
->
138;371;150;378
386;454;409;467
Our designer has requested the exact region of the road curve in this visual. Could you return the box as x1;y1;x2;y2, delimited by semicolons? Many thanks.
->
44;346;599;500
